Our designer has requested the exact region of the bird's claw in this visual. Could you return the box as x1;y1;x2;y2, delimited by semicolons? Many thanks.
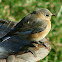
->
25;47;37;57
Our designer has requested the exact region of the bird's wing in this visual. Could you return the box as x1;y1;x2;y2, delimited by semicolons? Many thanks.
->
1;14;47;39
12;15;47;34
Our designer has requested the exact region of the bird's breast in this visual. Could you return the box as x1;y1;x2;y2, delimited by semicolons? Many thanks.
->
29;20;51;41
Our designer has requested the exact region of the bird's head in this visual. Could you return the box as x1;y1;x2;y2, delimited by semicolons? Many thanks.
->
32;8;55;21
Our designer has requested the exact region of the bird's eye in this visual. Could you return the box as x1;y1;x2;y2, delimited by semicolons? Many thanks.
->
32;11;36;14
46;15;49;16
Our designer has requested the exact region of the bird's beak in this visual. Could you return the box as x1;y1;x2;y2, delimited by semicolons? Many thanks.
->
52;14;56;16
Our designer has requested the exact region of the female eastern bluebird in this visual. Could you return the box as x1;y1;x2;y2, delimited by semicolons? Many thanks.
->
0;8;55;43
0;8;55;58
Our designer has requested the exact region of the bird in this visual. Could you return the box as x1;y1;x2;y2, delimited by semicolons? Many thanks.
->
0;8;55;58
0;8;55;44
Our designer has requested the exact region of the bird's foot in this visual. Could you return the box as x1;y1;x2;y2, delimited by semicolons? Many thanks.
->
25;47;37;57
32;41;47;48
39;41;47;47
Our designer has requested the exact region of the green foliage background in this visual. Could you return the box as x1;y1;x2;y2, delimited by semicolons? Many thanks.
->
0;0;62;62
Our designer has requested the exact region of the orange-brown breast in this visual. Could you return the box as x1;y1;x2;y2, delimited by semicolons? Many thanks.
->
28;19;51;41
